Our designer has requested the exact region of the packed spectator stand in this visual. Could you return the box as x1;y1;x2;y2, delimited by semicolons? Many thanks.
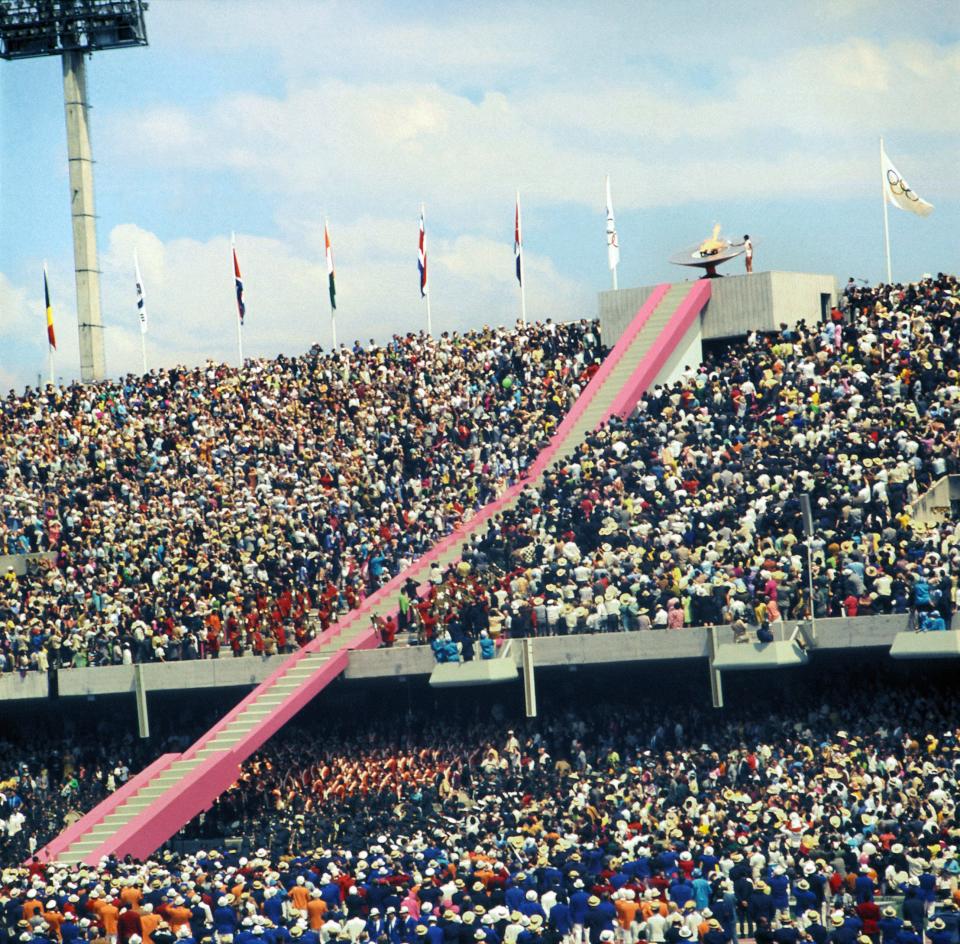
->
412;275;960;657
3;672;960;944
0;321;603;674
3;277;959;675
2;275;960;944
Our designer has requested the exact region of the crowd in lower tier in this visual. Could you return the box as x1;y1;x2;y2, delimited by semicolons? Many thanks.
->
5;674;960;944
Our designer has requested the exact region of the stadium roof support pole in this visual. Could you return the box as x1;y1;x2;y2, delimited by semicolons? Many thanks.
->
134;663;150;739
708;626;724;709
62;50;106;381
522;638;537;718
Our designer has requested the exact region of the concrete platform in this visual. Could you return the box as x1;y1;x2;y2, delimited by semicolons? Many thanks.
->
600;271;838;387
429;658;519;687
712;640;809;671
890;630;960;660
0;614;934;705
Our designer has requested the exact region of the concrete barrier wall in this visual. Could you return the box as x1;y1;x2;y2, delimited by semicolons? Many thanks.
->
599;285;661;348
56;656;287;697
0;671;49;700
600;272;838;348
0;551;57;576
700;273;775;339
908;475;958;527
3;611;954;704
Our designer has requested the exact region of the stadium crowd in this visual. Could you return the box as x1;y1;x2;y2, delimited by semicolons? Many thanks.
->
3;276;960;673
4;676;960;944
0;321;603;674
407;275;960;656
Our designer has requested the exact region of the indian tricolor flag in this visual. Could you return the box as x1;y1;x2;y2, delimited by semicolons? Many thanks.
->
43;265;56;350
325;220;336;310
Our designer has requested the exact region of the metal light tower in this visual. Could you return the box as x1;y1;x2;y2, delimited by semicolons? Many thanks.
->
0;0;148;382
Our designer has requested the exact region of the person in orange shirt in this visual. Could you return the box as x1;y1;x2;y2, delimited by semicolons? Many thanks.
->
22;893;45;921
640;892;667;921
289;880;311;915
120;885;143;913
138;904;161;944
614;890;641;943
306;894;327;931
99;900;120;944
43;905;65;943
164;900;192;934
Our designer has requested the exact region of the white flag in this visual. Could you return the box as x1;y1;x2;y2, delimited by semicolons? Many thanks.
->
134;252;147;334
605;175;620;270
881;144;933;217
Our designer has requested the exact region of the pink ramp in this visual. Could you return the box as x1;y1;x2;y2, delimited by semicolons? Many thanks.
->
37;282;708;865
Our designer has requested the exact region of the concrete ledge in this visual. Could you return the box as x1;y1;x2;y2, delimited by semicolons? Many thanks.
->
0;614;952;704
0;671;48;700
812;615;909;649
345;646;435;678
714;640;809;671
527;629;710;666
56;656;287;697
890;630;960;660
429;659;518;687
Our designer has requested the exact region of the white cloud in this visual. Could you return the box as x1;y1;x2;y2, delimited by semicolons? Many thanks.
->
101;35;960;227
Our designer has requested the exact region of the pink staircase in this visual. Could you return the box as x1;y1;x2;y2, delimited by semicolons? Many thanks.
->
36;280;711;864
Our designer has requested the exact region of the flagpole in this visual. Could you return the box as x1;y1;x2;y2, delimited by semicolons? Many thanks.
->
880;137;892;284
419;203;432;335
43;261;54;387
517;190;527;325
325;217;337;349
606;175;618;290
232;232;244;367
134;250;148;374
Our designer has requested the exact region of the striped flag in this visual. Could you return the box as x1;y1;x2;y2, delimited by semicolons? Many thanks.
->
418;205;428;297
43;265;56;350
134;251;147;334
514;193;523;286
325;221;336;310
232;242;245;324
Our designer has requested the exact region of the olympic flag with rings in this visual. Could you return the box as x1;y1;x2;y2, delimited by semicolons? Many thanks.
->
881;144;934;217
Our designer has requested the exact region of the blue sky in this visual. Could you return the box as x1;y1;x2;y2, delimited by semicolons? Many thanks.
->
1;0;958;391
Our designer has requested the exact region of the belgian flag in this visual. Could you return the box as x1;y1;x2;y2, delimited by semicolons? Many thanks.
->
43;265;56;350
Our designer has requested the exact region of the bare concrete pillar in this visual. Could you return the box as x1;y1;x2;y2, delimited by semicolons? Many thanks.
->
62;51;106;381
